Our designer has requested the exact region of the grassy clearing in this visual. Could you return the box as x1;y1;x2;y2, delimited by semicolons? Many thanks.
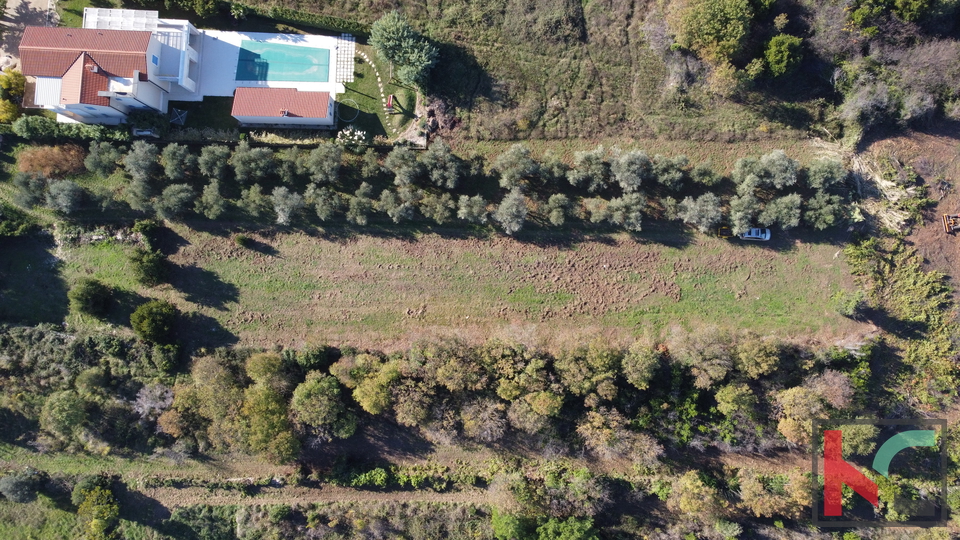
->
48;223;865;351
0;498;77;540
57;0;120;28
340;45;417;140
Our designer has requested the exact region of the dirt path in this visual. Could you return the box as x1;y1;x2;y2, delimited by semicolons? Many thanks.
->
137;484;492;510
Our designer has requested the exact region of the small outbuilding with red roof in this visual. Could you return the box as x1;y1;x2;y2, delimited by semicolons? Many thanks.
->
230;87;334;127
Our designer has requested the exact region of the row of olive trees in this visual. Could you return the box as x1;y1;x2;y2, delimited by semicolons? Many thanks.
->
16;137;849;236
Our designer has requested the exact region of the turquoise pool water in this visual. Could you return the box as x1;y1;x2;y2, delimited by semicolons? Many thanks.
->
235;40;330;82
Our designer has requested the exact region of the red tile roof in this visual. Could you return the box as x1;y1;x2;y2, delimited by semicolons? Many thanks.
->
231;88;330;119
20;27;150;78
59;53;110;107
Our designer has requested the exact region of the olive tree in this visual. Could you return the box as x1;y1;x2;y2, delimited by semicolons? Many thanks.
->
545;194;570;226
155;184;195;220
195;180;227;220
384;145;423;186
606;192;646;231
493;188;528;235
678;192;723;232
419;140;463;189
271;186;305;225
345;182;374;225
379;189;416;223
85;141;122;177
652;154;688;191
457;194;488;223
123;141;159;183
419;192;455;224
493;144;539;189
804;191;845;230
306;143;342;185
230;141;275;184
160;143;197;181
567;146;610;193
198;145;232;180
611;149;653;192
45;179;82;214
758;193;802;229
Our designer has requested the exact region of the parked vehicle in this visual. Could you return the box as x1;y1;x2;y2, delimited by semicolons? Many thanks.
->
738;228;771;241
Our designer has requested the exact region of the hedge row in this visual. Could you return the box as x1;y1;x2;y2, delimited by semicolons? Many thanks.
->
253;6;371;36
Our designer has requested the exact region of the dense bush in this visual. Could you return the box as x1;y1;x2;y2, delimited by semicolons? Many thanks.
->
0;470;40;503
370;11;439;87
69;278;112;319
130;248;166;287
130;300;178;344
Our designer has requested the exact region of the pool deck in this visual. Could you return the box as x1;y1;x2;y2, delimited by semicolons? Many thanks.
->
168;30;345;102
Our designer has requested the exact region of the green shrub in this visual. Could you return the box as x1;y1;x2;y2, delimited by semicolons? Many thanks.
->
130;300;178;344
765;34;803;77
0;470;40;503
234;233;252;247
71;474;112;507
69;278;112;319
131;219;161;249
254;5;370;35
130;248;166;287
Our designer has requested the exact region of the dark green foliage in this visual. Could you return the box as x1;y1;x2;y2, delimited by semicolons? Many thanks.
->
765;34;803;77
729;193;760;234
652;155;688;191
234;234;251;248
370;11;439;87
271;186;304;226
125;177;153;214
198;145;232;181
69;278;111;319
493;188;528;235
307;186;342;221
606;192;646;232
71;474;112;506
345;182;374;226
277;146;306;185
195;180;227;220
85;142;122;177
536;517;598;540
123;141;160;183
806;159;847;190
155;184;196;221
130;248;166;287
567;146;609;193
804;191;845;229
0;470;40;503
691;163;720;186
167;505;239;540
230;141;275;185
759;193;802;229
239;184;271;218
255;5;370;34
676;0;754;62
130;300;177;344
161;143;197;181
12;116;128;142
678;193;722;232
545;194;569;226
291;372;356;440
131;219;161;248
361;148;382;179
45;179;82;214
384;145;423;186
12;116;57;140
0;201;34;236
380;189;416;223
494;144;539;189
40;390;88;440
419;141;463;189
12;172;46;209
420;192;456;225
622;343;661;391
305;143;342;185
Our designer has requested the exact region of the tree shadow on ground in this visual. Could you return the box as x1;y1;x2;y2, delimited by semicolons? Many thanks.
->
860;306;927;340
115;480;171;524
175;310;238;353
239;238;279;256
0;235;68;325
168;264;240;310
430;41;494;111
0;407;36;446
106;288;149;328
301;417;434;470
152;225;190;256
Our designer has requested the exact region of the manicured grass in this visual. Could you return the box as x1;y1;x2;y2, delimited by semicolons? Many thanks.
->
340;45;417;140
57;0;121;28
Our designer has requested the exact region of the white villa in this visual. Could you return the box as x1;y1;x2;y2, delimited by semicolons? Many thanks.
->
19;8;353;127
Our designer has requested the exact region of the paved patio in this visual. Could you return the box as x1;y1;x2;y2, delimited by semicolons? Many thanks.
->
0;0;56;69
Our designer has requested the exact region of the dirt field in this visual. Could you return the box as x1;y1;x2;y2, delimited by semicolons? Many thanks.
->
51;221;873;353
867;122;960;286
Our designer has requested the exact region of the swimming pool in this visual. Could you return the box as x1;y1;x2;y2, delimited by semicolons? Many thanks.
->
235;40;330;82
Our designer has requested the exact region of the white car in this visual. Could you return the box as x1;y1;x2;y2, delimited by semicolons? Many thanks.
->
739;228;771;241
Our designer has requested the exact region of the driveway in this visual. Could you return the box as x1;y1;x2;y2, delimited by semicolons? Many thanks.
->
0;0;57;69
